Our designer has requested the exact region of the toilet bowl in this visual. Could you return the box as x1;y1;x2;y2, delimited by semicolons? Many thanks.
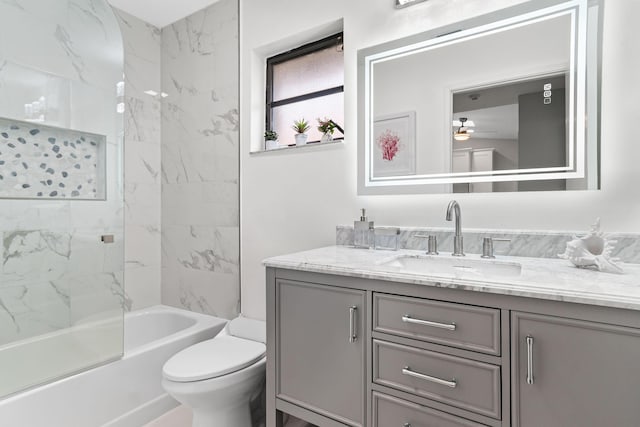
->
162;316;266;427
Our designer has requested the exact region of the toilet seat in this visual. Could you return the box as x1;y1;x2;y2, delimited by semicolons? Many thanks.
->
163;335;266;382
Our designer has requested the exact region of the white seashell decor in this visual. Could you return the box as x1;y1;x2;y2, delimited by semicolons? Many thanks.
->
558;218;624;274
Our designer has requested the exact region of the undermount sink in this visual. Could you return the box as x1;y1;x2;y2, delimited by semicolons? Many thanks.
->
379;255;522;277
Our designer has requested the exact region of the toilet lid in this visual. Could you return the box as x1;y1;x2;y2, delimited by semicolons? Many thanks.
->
163;335;266;382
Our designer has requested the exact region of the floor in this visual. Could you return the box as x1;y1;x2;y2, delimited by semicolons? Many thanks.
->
143;405;313;427
143;405;192;427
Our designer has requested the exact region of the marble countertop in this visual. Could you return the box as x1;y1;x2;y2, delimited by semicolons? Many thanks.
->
263;246;640;311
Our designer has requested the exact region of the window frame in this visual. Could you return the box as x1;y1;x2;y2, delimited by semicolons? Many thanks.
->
265;32;344;144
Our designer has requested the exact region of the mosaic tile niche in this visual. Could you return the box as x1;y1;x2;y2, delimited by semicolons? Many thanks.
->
0;117;106;199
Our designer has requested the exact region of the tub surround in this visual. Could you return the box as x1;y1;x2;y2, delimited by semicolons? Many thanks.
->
0;0;125;349
160;0;240;319
264;245;640;311
337;225;640;263
115;9;163;312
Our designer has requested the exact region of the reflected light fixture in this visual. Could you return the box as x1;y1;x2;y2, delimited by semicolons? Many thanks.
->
454;117;471;141
395;0;427;9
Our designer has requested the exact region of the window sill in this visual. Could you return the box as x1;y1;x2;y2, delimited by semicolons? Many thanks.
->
250;139;344;155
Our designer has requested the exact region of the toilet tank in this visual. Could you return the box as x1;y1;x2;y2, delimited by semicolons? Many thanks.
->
228;317;266;343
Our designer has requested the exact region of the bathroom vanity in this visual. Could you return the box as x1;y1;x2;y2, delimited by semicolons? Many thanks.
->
264;247;640;427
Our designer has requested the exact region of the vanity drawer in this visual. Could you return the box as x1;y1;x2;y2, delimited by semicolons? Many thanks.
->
372;392;489;427
373;293;501;355
373;340;501;419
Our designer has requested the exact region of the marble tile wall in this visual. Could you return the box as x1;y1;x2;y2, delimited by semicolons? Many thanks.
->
160;0;240;319
0;0;125;346
114;9;163;311
336;225;640;263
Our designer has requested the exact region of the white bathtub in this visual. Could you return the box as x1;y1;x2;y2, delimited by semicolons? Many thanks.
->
0;305;227;427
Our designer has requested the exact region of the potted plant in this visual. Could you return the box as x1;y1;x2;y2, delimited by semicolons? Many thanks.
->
292;118;310;146
317;117;336;143
264;130;279;150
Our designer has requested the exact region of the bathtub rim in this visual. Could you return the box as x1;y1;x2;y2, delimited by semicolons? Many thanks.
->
124;305;228;358
0;304;228;404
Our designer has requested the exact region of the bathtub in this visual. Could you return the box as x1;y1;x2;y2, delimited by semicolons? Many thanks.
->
0;305;227;427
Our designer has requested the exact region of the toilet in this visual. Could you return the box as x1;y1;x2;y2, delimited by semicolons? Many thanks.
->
162;316;266;427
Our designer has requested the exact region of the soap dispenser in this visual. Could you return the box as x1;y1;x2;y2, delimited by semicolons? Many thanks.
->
354;208;374;249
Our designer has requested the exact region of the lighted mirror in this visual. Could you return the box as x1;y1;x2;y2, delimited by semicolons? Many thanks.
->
358;0;602;194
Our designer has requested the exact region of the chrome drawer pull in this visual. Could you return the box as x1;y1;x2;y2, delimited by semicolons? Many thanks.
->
349;306;358;343
402;366;457;388
526;335;534;385
402;315;456;331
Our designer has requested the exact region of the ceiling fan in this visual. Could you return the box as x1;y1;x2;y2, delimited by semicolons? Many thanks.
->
453;117;474;141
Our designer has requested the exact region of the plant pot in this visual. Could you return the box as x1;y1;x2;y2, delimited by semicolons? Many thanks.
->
295;133;308;146
266;139;279;150
320;133;333;143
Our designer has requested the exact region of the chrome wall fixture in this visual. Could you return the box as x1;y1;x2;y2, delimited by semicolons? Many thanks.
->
395;0;428;9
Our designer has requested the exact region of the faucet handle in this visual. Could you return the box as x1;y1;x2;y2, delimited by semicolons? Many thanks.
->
481;237;511;259
413;233;439;255
427;235;439;255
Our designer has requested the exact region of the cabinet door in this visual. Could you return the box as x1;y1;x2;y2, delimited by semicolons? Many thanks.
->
277;280;365;426
469;149;493;193
512;311;640;427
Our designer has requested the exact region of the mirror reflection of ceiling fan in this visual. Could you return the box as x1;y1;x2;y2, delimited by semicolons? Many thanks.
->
453;117;474;141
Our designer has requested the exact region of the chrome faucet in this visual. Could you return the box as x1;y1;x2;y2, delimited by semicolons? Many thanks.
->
446;200;464;256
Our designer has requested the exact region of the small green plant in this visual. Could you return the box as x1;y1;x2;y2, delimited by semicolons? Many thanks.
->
317;117;336;135
292;118;310;134
264;130;278;141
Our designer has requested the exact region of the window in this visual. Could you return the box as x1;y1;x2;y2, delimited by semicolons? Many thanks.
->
266;33;344;148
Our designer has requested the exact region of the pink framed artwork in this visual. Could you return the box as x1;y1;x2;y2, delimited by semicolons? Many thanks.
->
372;111;416;177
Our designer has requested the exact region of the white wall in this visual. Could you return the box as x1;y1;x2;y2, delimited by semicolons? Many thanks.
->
240;0;640;320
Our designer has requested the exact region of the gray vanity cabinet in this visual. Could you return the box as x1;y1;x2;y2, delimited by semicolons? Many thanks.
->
267;267;640;427
275;279;366;427
512;312;640;427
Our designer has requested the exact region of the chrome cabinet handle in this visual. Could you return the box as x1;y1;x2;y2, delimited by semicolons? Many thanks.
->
402;315;456;331
402;366;457;388
349;306;358;343
526;335;534;385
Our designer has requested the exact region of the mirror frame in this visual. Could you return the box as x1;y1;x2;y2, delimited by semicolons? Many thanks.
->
357;0;601;195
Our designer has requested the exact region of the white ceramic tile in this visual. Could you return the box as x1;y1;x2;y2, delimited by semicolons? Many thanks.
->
124;182;161;226
160;0;240;319
161;265;239;319
162;225;239;275
162;182;238;227
68;270;129;324
0;200;72;232
2;230;73;283
124;265;161;312
113;8;161;65
125;139;161;184
119;9;162;311
0;281;71;345
125;224;161;269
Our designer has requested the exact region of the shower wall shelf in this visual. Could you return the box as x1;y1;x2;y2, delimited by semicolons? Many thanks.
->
0;117;106;200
